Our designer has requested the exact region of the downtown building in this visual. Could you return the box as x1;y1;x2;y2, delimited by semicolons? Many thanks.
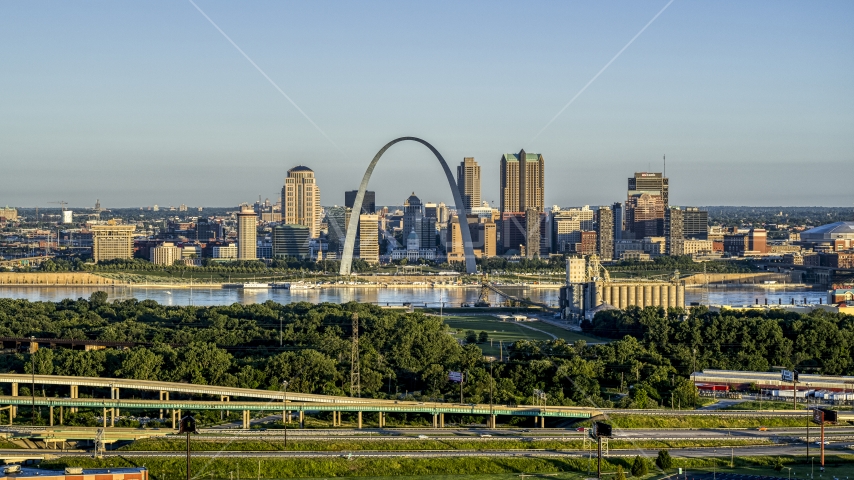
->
500;149;544;255
237;205;257;260
282;166;321;238
90;223;135;263
625;172;668;238
457;157;481;214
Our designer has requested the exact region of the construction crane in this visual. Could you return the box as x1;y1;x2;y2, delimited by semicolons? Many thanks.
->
48;201;68;211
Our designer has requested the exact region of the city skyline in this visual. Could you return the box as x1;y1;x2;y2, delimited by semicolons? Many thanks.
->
1;1;852;208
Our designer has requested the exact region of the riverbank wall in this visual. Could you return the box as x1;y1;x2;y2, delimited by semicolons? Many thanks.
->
681;272;802;286
0;272;124;286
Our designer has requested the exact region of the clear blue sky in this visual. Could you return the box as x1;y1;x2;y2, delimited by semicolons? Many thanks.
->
1;1;852;209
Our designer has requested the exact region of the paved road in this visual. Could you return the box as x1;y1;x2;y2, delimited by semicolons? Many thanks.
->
2;443;851;460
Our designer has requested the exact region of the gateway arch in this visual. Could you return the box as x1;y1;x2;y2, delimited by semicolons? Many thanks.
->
339;137;477;275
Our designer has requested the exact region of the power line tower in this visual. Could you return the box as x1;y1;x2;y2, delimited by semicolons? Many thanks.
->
350;313;360;398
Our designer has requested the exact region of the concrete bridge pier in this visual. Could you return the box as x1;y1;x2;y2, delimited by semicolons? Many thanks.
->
488;414;496;429
378;412;384;428
299;410;304;429
11;383;17;417
49;406;53;426
159;391;169;419
59;406;63;425
110;387;120;417
70;385;78;414
439;413;444;428
220;395;229;421
242;410;250;429
357;411;363;429
432;414;437;428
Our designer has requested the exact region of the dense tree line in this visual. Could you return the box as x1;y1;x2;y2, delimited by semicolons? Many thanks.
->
1;295;850;410
609;256;754;274
582;306;854;375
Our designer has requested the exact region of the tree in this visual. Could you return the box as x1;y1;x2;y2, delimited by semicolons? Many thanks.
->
655;450;672;470
116;348;163;381
478;331;489;344
631;456;649;477
465;330;477;344
616;465;627;480
89;291;109;306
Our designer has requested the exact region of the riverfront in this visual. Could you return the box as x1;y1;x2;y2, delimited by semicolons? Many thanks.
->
0;284;826;307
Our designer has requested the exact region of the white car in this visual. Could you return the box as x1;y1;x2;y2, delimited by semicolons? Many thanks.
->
417;435;428;439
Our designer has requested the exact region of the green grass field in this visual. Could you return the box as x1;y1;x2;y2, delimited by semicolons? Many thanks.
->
576;413;819;429
442;316;601;356
120;437;772;453
722;401;807;411
39;454;854;480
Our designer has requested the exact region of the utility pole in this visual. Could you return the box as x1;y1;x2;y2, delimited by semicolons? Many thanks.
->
282;380;289;449
30;336;36;426
350;313;360;398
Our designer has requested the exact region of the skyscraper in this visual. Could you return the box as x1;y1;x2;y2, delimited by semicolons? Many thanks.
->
612;202;623;242
596;206;614;261
358;214;379;264
626;193;665;238
456;157;481;214
282;166;321;238
626;172;668;238
403;193;423;242
664;207;685;256
683;207;709;240
500;150;545;214
345;190;375;214
628;172;669;208
237;205;257;260
272;224;310;260
500;150;544;252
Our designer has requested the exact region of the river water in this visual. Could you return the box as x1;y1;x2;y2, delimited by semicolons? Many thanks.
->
0;285;828;307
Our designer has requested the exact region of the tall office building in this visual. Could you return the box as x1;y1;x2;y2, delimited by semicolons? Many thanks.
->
550;206;594;253
237;205;257;260
500;150;545;214
403;193;422;238
626;193;665;238
272;224;311;260
525;208;541;259
324;206;351;255
501;212;527;253
345;190;375;214
626;172;668;238
500;149;544;252
282;166;321;238
664;207;685;256
596;206;614;261
358;214;379;264
628;172;669;207
456;157;481;214
683;207;709;240
196;218;223;241
90;223;135;263
612;202;623;241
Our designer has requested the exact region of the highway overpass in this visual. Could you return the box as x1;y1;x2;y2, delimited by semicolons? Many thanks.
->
0;374;599;430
